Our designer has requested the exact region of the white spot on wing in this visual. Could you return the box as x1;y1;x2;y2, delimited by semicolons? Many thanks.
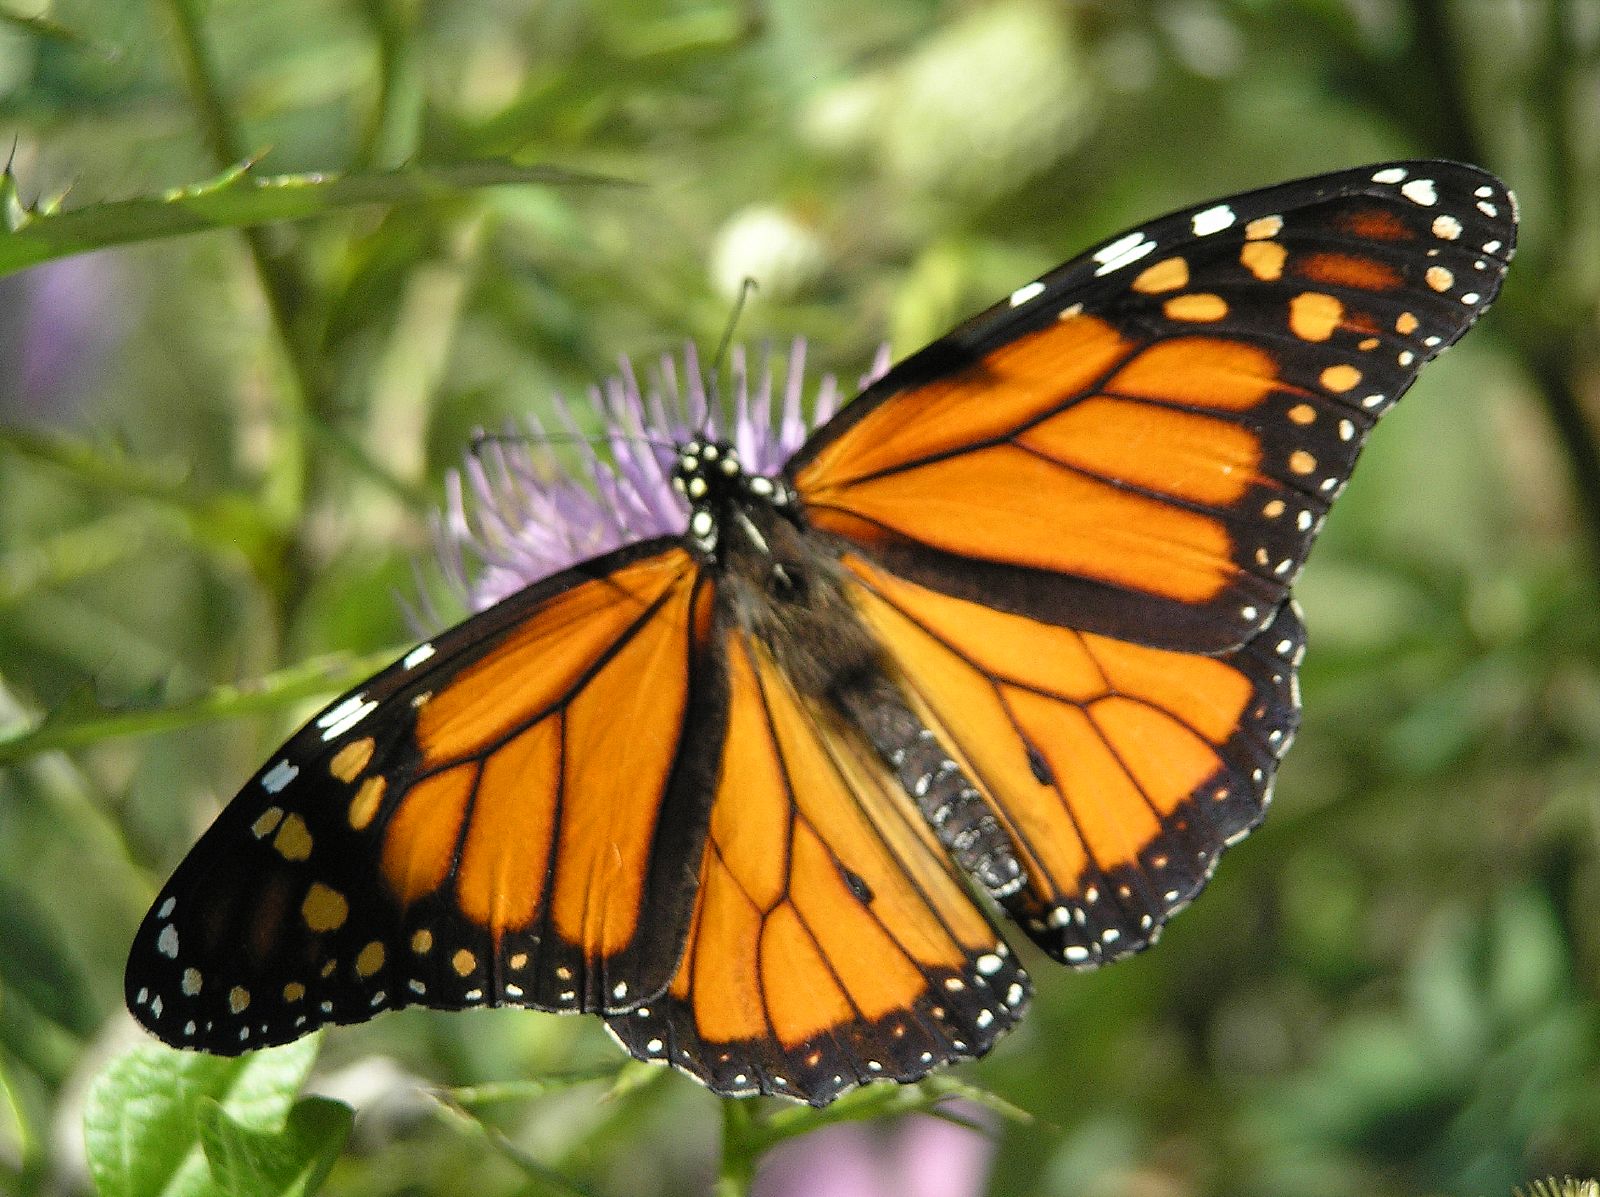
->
1008;280;1046;307
262;759;299;794
1400;178;1437;206
157;925;180;958
1372;167;1408;184
403;643;436;670
1191;204;1235;236
1092;231;1157;276
317;694;377;741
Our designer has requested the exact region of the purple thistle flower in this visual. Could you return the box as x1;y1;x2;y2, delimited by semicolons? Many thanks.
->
435;339;890;614
0;252;129;423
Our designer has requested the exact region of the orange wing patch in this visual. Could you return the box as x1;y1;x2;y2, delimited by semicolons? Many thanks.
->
607;632;1028;1105
797;316;1300;652
800;309;1136;485
124;543;721;1055
846;556;1302;967
389;551;700;964
799;318;1296;626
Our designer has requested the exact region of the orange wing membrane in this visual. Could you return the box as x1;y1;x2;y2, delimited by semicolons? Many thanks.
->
606;630;1028;1104
792;162;1516;654
845;556;1302;964
126;542;721;1053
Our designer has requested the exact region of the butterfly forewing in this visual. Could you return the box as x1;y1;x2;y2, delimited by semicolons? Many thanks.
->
791;161;1516;654
126;542;722;1052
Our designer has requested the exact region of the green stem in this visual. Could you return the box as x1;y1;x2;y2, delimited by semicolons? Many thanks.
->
156;0;426;515
716;1101;760;1197
1537;0;1576;258
1406;0;1478;164
1523;337;1600;575
0;647;399;765
1402;0;1600;579
354;0;418;170
158;0;303;520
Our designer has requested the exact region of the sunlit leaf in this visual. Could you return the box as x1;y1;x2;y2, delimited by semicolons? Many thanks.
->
197;1096;351;1197
83;1037;321;1197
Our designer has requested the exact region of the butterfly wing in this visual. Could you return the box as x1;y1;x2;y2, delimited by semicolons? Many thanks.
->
126;541;723;1052
790;161;1516;654
844;553;1301;963
606;626;1029;1105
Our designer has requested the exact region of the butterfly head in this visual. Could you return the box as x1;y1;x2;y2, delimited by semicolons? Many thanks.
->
672;437;793;556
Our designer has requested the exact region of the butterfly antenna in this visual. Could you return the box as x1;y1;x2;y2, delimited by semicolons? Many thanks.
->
700;277;758;435
469;428;675;461
712;277;758;377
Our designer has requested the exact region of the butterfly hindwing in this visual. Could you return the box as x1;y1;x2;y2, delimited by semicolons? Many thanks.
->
606;627;1028;1105
845;554;1302;964
791;161;1516;654
126;542;722;1052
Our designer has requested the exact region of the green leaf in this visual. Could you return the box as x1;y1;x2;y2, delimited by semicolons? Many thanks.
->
83;1036;322;1197
0;878;96;1036
197;1096;352;1197
0;7;116;57
0;646;398;765
436;1064;634;1110
431;1085;597;1197
0;426;284;564
0;159;628;277
756;1074;1031;1146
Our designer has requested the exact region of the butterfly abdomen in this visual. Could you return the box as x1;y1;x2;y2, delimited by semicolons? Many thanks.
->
831;675;1025;901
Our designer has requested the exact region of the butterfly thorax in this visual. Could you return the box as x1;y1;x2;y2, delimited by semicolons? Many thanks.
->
670;438;793;557
677;437;1026;901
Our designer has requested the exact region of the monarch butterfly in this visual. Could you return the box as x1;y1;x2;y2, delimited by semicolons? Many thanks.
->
127;161;1515;1105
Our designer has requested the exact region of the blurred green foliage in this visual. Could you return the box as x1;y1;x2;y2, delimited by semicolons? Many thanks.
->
0;1;1598;1195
